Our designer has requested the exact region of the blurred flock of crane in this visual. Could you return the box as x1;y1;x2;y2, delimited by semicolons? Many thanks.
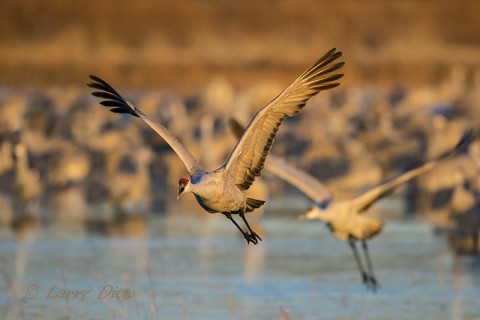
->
1;64;480;256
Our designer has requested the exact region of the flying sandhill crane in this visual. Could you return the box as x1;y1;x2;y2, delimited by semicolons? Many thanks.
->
230;118;475;289
88;48;344;244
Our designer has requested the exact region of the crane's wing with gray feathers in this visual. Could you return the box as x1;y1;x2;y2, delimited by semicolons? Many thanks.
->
351;129;476;213
265;156;332;204
223;48;344;191
229;118;332;204
87;75;204;176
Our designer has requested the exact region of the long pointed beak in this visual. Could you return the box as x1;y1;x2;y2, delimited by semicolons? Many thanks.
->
299;207;314;220
176;186;183;200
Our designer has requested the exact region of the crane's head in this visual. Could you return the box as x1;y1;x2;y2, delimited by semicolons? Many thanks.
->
299;206;323;221
299;204;334;224
177;178;190;199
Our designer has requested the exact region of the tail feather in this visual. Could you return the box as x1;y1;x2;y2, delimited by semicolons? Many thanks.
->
245;197;265;213
356;216;384;240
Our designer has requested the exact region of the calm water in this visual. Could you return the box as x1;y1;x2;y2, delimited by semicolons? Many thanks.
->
0;213;479;320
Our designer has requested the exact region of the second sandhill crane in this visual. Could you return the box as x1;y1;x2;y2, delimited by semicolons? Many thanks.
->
230;118;475;289
88;48;344;245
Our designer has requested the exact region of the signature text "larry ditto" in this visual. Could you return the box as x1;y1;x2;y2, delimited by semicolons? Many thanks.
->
25;284;136;302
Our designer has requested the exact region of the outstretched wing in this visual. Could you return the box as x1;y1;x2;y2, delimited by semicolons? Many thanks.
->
229;118;331;204
352;129;476;213
266;156;332;205
223;48;344;190
87;75;204;176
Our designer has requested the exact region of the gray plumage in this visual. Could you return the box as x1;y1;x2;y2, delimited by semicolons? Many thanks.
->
230;117;475;287
88;48;344;244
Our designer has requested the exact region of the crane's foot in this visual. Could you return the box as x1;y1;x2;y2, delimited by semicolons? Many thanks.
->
361;272;370;287
362;273;379;293
243;232;259;245
249;231;262;243
367;275;379;293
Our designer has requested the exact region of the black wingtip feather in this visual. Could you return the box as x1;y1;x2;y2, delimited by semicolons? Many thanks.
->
319;83;341;90
457;128;476;150
99;100;123;107
87;75;139;117
91;91;123;101
436;128;477;160
324;48;341;59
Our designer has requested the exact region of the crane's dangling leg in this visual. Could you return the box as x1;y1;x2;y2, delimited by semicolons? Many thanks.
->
348;238;372;291
223;212;258;245
362;240;379;292
239;212;262;243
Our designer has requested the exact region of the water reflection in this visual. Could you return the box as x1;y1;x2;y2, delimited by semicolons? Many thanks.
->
0;211;479;319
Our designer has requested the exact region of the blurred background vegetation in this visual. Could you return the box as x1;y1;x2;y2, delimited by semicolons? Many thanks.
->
1;2;480;318
1;0;480;89
0;0;479;252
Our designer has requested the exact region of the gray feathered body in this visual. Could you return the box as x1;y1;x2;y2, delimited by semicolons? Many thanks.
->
190;170;248;214
321;202;384;242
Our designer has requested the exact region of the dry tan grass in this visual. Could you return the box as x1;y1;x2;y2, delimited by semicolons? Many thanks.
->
1;0;480;89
